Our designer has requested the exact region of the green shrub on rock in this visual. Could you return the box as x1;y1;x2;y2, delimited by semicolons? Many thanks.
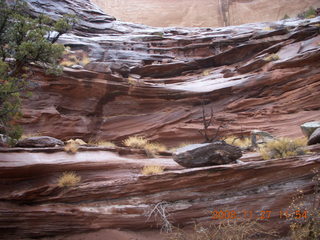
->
0;0;75;141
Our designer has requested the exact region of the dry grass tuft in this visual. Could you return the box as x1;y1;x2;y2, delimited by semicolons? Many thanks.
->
66;139;87;145
141;165;164;175
167;220;277;240
289;169;320;239
57;172;81;187
123;136;149;149
224;136;251;148
144;142;167;157
262;26;274;31
20;133;41;140
64;142;79;154
88;140;116;148
259;137;308;160
263;53;280;62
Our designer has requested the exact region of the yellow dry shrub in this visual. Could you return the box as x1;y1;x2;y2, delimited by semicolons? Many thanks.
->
88;139;116;148
60;51;90;67
66;139;87;145
141;165;164;175
264;54;280;62
144;142;167;157
202;69;211;76
123;136;148;149
259;137;308;160
167;220;277;240
95;141;116;148
64;142;79;154
224;136;251;148
263;26;274;31
57;172;81;187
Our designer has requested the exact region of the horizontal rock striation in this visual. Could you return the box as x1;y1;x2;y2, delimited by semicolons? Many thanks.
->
19;0;320;146
2;2;320;239
92;0;320;27
0;148;319;238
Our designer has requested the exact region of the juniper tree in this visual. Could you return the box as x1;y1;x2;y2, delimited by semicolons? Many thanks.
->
0;0;76;141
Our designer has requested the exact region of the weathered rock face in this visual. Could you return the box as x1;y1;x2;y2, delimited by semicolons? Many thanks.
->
308;127;320;145
17;0;320;146
17;136;64;148
92;0;320;27
301;121;320;137
173;141;242;167
0;147;319;239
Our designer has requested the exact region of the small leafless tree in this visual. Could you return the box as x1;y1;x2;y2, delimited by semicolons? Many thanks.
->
146;201;173;233
198;103;225;143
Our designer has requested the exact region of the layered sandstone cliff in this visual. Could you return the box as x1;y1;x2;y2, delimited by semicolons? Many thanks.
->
0;1;320;239
91;0;320;27
19;0;320;146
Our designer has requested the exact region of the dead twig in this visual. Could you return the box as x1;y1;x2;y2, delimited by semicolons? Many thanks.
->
146;201;173;233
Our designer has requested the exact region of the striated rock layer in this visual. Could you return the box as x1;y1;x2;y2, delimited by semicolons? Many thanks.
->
0;147;319;239
92;0;320;27
18;0;320;146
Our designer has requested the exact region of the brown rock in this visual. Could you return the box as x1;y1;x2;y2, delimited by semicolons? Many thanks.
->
0;148;319;238
17;136;64;148
301;121;320;138
173;141;242;168
308;127;320;145
92;0;320;27
16;0;320;145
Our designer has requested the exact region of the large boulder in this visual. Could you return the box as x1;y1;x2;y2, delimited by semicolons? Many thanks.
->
17;136;64;148
308;128;320;145
173;141;242;168
300;121;320;138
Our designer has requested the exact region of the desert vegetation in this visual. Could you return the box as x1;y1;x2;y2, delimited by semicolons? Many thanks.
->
263;54;280;62
224;136;251;148
123;135;167;156
123;136;149;149
89;141;116;148
57;172;81;187
259;137;308;160
0;0;75;141
288;170;320;239
141;165;165;175
166;220;277;240
64;142;79;154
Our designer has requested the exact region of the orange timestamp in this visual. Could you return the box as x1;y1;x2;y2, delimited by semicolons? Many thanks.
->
211;210;308;220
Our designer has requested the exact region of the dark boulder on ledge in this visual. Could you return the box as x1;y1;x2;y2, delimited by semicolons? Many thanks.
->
308;128;320;145
17;136;64;148
173;141;242;168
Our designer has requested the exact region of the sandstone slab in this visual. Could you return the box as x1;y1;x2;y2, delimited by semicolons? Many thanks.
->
301;121;320;138
0;148;319;239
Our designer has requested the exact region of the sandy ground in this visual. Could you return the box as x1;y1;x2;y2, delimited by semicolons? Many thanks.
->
41;229;167;240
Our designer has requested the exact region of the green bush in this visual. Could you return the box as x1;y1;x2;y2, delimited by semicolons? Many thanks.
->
0;0;76;141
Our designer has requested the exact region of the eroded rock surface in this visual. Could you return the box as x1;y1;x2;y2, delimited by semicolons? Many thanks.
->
301;121;320;137
2;1;320;239
16;0;320;146
308;127;320;145
92;0;320;27
0;148;319;239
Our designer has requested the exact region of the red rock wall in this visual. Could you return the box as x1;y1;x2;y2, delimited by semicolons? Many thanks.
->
91;0;320;27
19;0;320;146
